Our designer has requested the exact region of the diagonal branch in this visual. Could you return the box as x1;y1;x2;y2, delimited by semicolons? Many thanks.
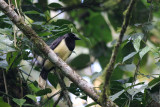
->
49;1;109;12
101;0;138;106
0;0;116;106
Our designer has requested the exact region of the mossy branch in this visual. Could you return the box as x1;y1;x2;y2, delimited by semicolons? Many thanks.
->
101;0;138;106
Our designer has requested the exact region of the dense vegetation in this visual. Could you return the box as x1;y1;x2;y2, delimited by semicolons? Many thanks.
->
0;0;160;107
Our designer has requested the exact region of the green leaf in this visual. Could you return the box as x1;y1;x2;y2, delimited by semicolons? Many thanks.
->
118;64;136;72
143;22;154;32
6;51;22;71
109;90;125;101
122;52;137;63
133;34;143;52
148;77;160;89
0;60;8;69
127;84;148;99
48;73;59;88
36;88;52;96
0;35;15;52
25;95;37;102
0;54;6;59
28;81;40;93
24;11;40;14
130;33;144;41
0;28;12;36
139;46;150;59
91;71;103;82
83;12;112;46
155;62;160;68
51;19;73;26
70;54;90;70
85;102;97;107
48;3;63;9
68;83;87;100
0;97;11;107
38;31;52;37
0;11;4;16
12;98;26;106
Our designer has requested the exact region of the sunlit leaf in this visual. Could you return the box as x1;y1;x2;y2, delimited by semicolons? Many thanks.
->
148;77;160;89
118;64;136;72
133;34;143;52
143;22;154;32
0;60;8;69
6;51;22;71
109;90;125;101
68;83;87;100
25;95;37;102
0;28;12;36
12;98;26;106
155;62;160;68
0;35;15;52
24;11;40;14
122;52;137;63
28;81;40;93
91;71;103;82
127;84;147;99
85;102;97;107
139;46;150;59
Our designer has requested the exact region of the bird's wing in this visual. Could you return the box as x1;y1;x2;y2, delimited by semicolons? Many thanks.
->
50;36;65;50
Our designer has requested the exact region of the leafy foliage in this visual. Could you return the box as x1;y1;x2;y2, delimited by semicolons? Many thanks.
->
0;0;160;107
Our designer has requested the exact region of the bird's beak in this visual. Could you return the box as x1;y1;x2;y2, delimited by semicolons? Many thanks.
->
74;36;81;40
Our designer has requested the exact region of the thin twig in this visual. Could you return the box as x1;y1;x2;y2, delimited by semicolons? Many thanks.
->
14;0;21;18
49;1;109;12
41;90;62;106
19;76;23;98
148;1;153;22
101;0;138;106
2;70;10;104
132;1;153;86
132;60;141;86
45;10;65;25
18;69;26;81
26;58;36;81
53;92;63;107
0;91;13;99
8;0;10;6
13;25;17;47
55;71;72;107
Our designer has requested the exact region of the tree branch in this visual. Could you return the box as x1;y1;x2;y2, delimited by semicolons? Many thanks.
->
0;0;115;106
49;2;109;12
101;0;138;106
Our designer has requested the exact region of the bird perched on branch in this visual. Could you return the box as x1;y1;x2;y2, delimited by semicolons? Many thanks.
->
38;33;80;89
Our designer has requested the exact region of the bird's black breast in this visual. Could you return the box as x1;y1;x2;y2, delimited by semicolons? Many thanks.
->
65;37;75;51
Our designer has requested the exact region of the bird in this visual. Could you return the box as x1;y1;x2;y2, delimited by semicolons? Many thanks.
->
38;33;80;89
